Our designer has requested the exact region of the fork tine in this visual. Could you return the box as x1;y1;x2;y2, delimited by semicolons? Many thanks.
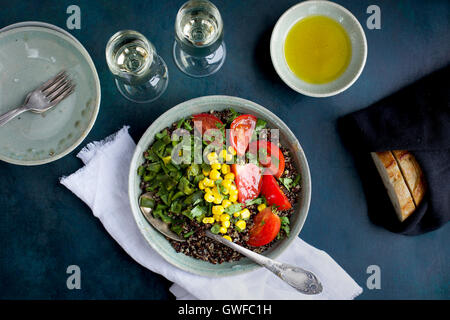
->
39;70;67;91
42;74;69;95
50;83;75;103
47;81;73;101
45;78;69;97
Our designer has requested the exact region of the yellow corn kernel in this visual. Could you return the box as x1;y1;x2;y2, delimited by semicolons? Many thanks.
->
224;173;235;181
198;181;205;190
211;162;221;170
220;149;228;159
207;152;218;163
222;220;231;228
240;208;251;220
228;146;237;155
212;205;225;216
221;179;232;189
229;183;237;191
209;169;221;180
222;235;232;241
235;220;246;230
203;177;214;187
229;188;239;197
162;156;171;165
233;211;240;218
213;195;223;204
202;168;210;176
221;164;230;175
257;204;267;212
204;187;212;194
225;153;233;162
220;214;230;222
219;227;227;234
229;194;238;203
178;150;183;156
204;193;215;203
221;188;229;195
222;199;232;208
202;217;215;224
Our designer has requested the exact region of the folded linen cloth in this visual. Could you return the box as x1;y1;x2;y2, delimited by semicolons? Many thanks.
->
338;65;450;235
60;126;362;300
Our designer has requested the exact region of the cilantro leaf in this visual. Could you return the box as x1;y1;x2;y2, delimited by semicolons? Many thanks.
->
224;203;243;214
279;177;293;191
245;197;265;206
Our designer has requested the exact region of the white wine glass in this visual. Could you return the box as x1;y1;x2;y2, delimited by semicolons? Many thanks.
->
173;0;226;77
106;30;169;103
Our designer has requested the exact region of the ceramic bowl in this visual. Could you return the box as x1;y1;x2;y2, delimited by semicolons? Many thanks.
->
270;0;367;97
128;95;311;277
0;22;100;165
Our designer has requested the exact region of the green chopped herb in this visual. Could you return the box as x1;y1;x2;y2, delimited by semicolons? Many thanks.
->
171;223;183;235
183;121;193;131
183;230;195;238
177;118;185;129
251;118;267;141
147;162;161;173
292;174;301;187
279;177;293;191
280;216;290;236
155;129;168;140
190;205;207;221
227;108;240;124
140;197;155;209
137;165;145;176
210;224;221;234
224;203;243;214
245;197;265;206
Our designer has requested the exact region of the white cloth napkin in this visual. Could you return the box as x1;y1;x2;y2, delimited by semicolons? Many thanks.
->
60;126;363;300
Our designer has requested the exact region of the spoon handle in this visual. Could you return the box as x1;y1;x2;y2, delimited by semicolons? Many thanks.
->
206;231;322;295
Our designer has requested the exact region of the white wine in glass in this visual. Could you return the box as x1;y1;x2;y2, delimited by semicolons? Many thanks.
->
173;0;226;77
106;30;168;103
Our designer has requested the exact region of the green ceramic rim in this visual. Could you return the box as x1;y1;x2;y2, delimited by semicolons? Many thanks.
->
0;22;101;166
128;95;311;277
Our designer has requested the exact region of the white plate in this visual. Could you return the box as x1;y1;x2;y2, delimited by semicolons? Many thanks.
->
270;0;367;97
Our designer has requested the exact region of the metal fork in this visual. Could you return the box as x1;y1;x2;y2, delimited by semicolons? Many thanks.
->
0;71;75;127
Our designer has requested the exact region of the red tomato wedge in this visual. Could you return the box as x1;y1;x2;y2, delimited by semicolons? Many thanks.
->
260;175;292;210
247;207;281;247
248;140;285;178
231;163;262;203
192;113;223;142
229;114;257;156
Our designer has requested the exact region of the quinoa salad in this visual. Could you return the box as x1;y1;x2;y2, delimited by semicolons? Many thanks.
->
138;109;301;264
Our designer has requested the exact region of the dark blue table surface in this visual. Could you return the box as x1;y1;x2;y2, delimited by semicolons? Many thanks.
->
0;0;449;299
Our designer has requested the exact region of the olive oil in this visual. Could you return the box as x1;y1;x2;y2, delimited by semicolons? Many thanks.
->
284;15;351;84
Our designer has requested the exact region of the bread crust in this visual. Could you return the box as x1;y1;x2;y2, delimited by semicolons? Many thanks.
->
371;151;416;221
392;150;426;207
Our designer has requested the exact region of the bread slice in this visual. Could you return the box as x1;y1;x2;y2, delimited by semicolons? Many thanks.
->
392;150;426;206
371;151;416;221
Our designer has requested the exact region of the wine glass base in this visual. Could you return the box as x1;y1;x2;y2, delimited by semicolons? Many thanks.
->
115;56;169;103
173;41;226;78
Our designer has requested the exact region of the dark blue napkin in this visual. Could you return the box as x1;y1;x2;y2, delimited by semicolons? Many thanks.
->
338;65;450;235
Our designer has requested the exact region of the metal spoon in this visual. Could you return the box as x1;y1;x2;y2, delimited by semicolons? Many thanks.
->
139;193;322;295
139;193;186;242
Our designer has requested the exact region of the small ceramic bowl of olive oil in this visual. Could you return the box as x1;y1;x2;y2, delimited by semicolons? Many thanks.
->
270;0;367;97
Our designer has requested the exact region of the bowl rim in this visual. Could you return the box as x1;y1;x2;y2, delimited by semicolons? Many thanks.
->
270;0;368;97
0;21;101;166
128;95;312;277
